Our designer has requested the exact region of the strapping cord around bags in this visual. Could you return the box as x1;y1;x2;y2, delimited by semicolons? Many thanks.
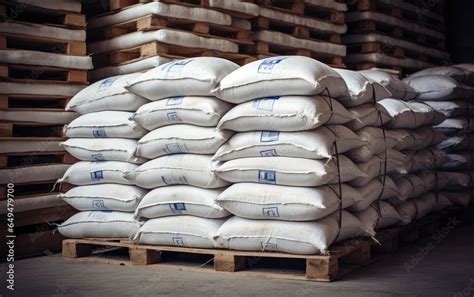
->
427;149;440;205
321;87;343;241
51;179;63;192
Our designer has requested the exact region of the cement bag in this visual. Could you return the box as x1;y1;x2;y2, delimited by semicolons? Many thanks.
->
213;125;364;161
58;211;141;239
334;68;391;107
346;104;391;130
216;155;366;186
136;125;233;159
409;66;469;83
134;186;229;219
442;191;472;207
409;127;446;150
456;63;474;86
396;201;418;225
66;73;148;114
416;171;447;193
64;111;146;139
132;96;233;130
437;135;474;152
211;56;349;103
390;129;415;151
404;75;474;101
390;174;426;203
216;183;363;221
358;69;417;100
348;177;399;212
439;171;472;190
433;193;453;211
217;96;355;132
434;118;473;136
133;216;226;248
423;100;474;118
60;138;144;164
406;148;447;173
58;161;137;185
126;57;239;101
124;154;228;189
349;150;411;186
214;211;369;254
354;201;401;235
346;127;399;163
378;99;444;129
59;184;147;212
441;153;473;171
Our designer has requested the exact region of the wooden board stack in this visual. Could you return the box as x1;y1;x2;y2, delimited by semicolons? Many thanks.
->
246;0;348;68
86;0;258;81
0;0;91;257
343;0;449;74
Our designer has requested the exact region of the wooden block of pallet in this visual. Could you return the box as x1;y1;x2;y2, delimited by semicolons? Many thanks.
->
246;41;344;68
0;2;86;28
0;64;87;83
92;41;255;68
62;237;374;282
0;34;86;56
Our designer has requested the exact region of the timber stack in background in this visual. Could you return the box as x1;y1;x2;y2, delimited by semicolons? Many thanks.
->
343;0;449;76
0;0;91;257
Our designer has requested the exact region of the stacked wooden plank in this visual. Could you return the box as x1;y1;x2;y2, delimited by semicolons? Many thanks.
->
244;0;347;67
0;0;91;257
86;0;258;81
343;0;449;74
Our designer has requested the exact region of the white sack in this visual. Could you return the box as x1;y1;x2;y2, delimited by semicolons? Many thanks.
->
135;186;229;219
124;154;228;189
66;73;148;114
133;216;226;248
218;96;354;132
404;75;474;101
354;201;401;236
358;69;416;100
64;111;146;139
59;184;147;212
348;177;399;212
346;104;391;130
58;161;137;185
215;155;366;187
442;191;472;207
346;127;399;163
211;56;349;103
58;211;141;239
132;96;233;130
213;125;364;161
217;183;363;221
136;125;233;159
60;138;144;164
127;57;239;100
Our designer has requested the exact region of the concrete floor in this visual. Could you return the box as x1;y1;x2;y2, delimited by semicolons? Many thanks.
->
3;222;474;297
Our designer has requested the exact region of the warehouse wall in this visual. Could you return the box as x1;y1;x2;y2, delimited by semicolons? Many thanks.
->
446;0;474;63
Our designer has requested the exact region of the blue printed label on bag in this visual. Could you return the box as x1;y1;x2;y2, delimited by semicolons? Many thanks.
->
172;237;185;246
260;149;278;157
257;57;288;74
260;131;280;142
93;128;107;138
90;170;104;180
262;207;279;217
97;77;119;92
252;96;280;111
91;153;104;161
163;60;193;75
166;97;184;106
169;203;186;214
92;200;106;209
167;112;181;122
258;170;276;184
164;143;185;154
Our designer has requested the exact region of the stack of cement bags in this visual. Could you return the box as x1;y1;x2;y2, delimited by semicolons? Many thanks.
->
405;65;474;209
207;56;377;254
127;58;236;248
57;74;149;238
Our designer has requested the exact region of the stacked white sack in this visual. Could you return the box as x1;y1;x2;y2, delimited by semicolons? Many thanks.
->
404;65;474;209
208;56;373;254
126;57;236;249
57;73;149;239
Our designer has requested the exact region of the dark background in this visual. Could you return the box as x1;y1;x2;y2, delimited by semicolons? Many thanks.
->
446;0;474;63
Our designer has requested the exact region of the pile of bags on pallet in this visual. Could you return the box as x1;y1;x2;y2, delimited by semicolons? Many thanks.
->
56;56;473;255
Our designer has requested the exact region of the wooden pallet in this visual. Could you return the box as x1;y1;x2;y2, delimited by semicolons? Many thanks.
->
254;16;342;44
92;41;256;68
0;2;86;29
0;122;64;138
0;180;73;200
0;94;71;109
351;0;444;32
255;0;345;25
0;31;86;56
63;237;377;282
246;41;344;68
13;205;77;228
0;64;88;84
88;14;254;46
0;152;76;169
347;19;445;51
